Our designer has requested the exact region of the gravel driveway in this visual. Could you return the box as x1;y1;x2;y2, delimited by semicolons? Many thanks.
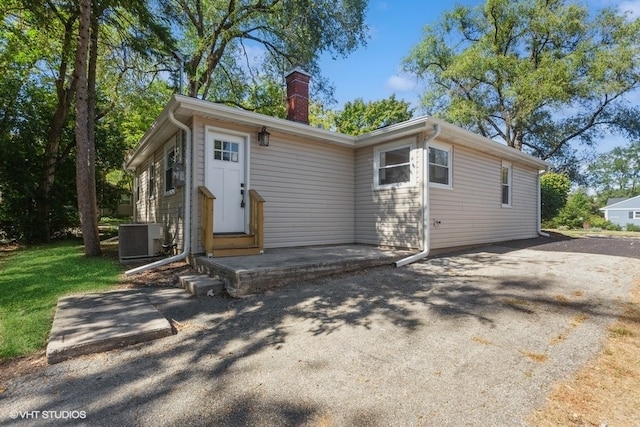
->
1;239;639;426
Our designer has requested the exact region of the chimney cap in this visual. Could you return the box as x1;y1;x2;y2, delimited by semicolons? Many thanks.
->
285;67;311;79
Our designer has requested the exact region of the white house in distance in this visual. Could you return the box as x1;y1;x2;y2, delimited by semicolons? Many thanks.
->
122;69;549;267
600;195;640;229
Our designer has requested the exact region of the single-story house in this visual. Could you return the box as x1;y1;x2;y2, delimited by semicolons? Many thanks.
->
600;195;640;229
122;69;549;267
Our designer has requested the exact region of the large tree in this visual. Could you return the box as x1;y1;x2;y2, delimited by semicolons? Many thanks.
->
161;0;368;109
403;0;640;170
587;141;640;205
311;95;414;135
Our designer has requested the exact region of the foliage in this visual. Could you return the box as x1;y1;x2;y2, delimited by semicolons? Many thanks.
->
0;0;173;243
552;190;611;229
540;172;570;221
403;0;640;171
162;0;368;108
587;141;640;206
332;95;415;136
626;223;640;232
0;241;121;358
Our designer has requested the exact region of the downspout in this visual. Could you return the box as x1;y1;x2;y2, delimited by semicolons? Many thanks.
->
537;170;549;237
395;124;441;267
125;108;192;275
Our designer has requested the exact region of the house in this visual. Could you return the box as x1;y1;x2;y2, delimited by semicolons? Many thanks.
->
600;195;640;229
123;69;549;269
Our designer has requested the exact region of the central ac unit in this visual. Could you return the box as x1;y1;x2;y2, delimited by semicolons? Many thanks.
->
118;223;163;259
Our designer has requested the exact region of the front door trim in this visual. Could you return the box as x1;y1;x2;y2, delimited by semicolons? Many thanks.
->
204;126;251;233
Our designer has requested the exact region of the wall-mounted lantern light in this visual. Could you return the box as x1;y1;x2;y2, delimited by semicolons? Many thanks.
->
258;126;270;146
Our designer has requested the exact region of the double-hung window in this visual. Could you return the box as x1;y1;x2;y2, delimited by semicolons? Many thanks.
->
148;163;155;199
428;143;452;188
374;142;415;189
631;211;640;219
165;144;176;194
501;161;512;207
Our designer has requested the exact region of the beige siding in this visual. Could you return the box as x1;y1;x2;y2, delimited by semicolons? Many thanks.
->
191;117;355;251
355;137;422;249
251;132;355;248
430;143;539;250
132;133;185;253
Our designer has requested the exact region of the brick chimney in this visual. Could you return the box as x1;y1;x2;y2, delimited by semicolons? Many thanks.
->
285;68;310;124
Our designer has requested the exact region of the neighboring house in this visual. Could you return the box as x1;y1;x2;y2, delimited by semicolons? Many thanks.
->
123;69;549;263
600;195;640;229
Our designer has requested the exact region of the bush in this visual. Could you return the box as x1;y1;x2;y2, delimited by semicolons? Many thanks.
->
541;172;571;221
626;223;640;232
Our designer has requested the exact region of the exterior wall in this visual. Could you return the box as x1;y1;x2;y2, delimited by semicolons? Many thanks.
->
191;116;355;252
430;143;539;250
133;132;185;254
604;210;640;228
355;136;422;250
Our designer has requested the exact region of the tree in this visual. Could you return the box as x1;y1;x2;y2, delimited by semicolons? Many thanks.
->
403;0;640;169
332;95;415;136
554;190;597;229
162;0;368;108
540;171;570;221
587;141;640;205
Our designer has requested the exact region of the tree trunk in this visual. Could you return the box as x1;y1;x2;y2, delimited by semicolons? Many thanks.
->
37;15;78;242
75;0;101;256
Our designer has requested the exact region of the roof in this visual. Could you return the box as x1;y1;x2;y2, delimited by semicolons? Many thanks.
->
125;95;551;171
600;195;640;211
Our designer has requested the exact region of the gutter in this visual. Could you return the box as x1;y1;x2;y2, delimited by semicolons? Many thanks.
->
395;124;441;267
537;170;549;237
125;109;192;275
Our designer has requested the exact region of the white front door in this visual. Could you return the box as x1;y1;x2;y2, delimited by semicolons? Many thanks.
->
205;131;246;233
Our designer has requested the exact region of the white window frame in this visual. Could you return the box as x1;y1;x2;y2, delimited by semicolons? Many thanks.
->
135;173;140;204
633;211;640;219
428;142;452;189
373;140;416;190
164;143;176;195
148;162;155;200
501;161;512;207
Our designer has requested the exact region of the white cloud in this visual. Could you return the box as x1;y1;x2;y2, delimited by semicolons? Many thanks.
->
386;74;415;92
618;0;640;16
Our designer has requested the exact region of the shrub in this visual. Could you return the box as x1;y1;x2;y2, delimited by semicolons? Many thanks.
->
626;223;640;232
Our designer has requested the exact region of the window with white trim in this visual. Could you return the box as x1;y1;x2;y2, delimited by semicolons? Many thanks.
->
374;142;415;189
428;143;452;187
501;161;512;206
135;174;140;203
165;144;176;193
148;163;155;199
631;211;640;219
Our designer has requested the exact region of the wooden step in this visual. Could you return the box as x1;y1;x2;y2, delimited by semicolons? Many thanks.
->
212;234;256;248
211;246;262;257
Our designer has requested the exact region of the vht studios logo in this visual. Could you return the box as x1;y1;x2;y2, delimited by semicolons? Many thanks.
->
10;410;87;420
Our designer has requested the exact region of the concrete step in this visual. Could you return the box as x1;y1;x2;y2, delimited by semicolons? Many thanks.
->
179;274;225;297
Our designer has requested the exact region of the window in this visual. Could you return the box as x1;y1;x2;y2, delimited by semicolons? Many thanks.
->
428;143;452;187
165;145;176;193
148;163;155;199
501;161;512;206
632;211;640;219
135;175;140;203
374;143;414;189
213;140;239;162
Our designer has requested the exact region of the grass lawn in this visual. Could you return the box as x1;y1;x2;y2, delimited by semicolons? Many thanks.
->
0;240;122;359
547;228;640;239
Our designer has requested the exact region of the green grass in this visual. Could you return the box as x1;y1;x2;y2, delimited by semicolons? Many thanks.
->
545;228;640;239
0;241;122;359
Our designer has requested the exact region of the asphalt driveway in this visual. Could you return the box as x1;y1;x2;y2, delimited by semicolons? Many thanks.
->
1;239;639;426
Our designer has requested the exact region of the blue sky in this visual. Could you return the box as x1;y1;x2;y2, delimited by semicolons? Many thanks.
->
317;0;640;153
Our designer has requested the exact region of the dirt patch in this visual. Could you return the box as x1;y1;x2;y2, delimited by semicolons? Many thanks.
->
0;352;47;388
529;278;640;426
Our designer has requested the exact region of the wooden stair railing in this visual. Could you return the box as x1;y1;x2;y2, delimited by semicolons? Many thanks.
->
249;189;265;252
198;186;265;256
198;186;215;254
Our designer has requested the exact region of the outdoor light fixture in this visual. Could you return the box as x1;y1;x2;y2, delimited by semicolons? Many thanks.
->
258;126;270;146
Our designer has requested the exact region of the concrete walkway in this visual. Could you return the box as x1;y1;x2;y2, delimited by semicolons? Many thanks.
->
46;245;412;363
46;290;173;364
